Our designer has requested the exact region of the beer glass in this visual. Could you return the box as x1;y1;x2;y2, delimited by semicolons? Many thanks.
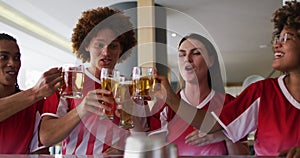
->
132;66;155;101
100;68;119;120
114;76;134;129
60;64;84;98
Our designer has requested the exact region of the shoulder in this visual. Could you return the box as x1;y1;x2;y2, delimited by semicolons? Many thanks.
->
241;77;280;95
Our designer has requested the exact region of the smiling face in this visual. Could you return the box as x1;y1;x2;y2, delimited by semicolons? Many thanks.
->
0;40;21;88
272;27;300;73
85;28;122;77
178;38;213;84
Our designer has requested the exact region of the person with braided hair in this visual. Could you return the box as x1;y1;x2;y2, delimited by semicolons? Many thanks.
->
0;33;62;154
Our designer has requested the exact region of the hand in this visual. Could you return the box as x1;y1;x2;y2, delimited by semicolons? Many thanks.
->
153;74;177;105
103;147;124;156
76;89;114;118
185;129;227;146
278;146;300;158
32;67;62;99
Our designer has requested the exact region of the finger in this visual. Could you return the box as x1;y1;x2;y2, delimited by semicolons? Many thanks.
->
98;101;112;111
44;70;63;85
85;98;112;115
278;149;289;157
44;67;61;76
85;93;105;108
117;104;122;109
50;76;63;87
286;147;297;158
85;104;105;115
198;131;207;137
95;89;112;96
185;134;199;144
115;105;121;118
99;96;115;105
185;130;198;139
186;135;204;146
294;150;300;158
87;89;112;103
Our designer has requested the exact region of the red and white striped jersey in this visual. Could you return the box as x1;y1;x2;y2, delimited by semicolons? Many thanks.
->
42;69;148;155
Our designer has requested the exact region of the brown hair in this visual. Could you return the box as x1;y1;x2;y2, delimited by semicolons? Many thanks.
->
272;0;300;37
71;7;136;63
178;33;225;93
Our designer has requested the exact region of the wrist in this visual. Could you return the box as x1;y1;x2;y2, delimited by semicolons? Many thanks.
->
26;88;43;101
224;135;232;142
75;105;86;118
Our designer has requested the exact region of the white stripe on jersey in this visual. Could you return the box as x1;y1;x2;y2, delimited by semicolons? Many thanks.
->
65;124;80;154
211;98;260;143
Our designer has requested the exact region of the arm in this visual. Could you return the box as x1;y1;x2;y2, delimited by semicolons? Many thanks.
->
40;109;81;146
185;130;250;155
155;74;222;133
0;68;62;122
225;138;250;155
40;89;113;146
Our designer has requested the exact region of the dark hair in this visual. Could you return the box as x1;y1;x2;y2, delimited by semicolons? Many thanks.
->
0;33;17;42
178;33;224;93
0;33;21;92
272;0;300;37
71;7;136;63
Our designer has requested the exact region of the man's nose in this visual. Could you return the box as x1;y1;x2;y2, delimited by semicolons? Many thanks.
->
101;45;109;56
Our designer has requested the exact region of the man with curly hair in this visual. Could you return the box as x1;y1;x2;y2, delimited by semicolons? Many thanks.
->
39;7;145;155
155;0;300;157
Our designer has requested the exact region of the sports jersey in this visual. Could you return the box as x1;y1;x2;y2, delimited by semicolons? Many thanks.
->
150;89;235;156
212;75;300;156
42;69;148;155
0;99;44;154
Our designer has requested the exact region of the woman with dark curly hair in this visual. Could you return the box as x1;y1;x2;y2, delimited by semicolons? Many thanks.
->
39;7;144;155
155;0;300;157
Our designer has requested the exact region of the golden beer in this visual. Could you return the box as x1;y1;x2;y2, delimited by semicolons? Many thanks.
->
116;81;134;129
102;77;118;92
101;77;118;120
132;75;155;100
119;109;133;129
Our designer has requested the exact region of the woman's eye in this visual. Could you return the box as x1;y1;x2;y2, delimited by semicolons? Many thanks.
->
193;51;202;55
178;53;185;57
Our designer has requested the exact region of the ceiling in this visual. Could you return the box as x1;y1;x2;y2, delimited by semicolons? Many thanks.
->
0;0;283;84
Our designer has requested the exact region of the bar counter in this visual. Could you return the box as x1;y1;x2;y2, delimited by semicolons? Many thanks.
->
0;155;284;158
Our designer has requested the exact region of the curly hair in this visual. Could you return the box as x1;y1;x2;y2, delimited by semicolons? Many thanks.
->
272;0;300;37
71;7;136;63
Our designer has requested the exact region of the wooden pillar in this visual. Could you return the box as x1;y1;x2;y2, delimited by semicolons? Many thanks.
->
137;0;156;67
